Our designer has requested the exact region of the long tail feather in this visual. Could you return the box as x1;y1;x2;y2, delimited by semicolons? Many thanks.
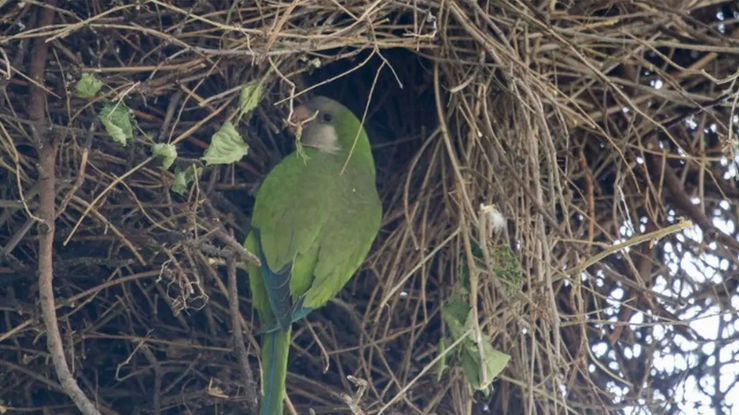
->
260;327;291;415
252;228;293;330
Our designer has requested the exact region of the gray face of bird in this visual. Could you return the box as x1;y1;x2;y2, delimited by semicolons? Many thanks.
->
300;119;341;154
291;98;342;154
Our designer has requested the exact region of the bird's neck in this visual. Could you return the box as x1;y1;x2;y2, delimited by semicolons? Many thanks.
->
303;145;376;179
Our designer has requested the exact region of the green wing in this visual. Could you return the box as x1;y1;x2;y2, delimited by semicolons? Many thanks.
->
251;152;326;277
251;149;381;313
302;164;382;307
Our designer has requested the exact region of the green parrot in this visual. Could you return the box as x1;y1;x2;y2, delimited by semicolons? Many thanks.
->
244;96;382;415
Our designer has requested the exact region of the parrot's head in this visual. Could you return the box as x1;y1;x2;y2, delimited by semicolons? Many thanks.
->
291;96;367;156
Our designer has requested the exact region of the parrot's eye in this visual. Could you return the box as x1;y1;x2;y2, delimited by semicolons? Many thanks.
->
321;112;333;123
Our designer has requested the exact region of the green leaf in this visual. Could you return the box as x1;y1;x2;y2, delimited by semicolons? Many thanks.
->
435;337;453;382
152;143;177;170
99;102;134;146
172;165;198;195
441;293;471;340
494;246;523;295
201;121;248;166
237;81;263;121
75;73;103;98
460;342;510;394
294;138;310;164
481;343;510;383
299;55;322;68
438;290;510;393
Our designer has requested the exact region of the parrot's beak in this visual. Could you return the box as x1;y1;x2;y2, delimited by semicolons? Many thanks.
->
291;105;312;124
288;104;318;140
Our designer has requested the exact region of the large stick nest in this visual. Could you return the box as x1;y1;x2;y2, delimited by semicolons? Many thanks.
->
1;1;738;414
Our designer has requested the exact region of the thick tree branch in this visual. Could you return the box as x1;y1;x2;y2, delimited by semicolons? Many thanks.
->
29;3;102;414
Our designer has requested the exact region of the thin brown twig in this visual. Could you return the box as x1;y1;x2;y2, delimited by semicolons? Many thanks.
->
227;257;259;413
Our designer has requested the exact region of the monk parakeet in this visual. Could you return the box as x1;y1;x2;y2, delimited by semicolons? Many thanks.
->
244;96;382;415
